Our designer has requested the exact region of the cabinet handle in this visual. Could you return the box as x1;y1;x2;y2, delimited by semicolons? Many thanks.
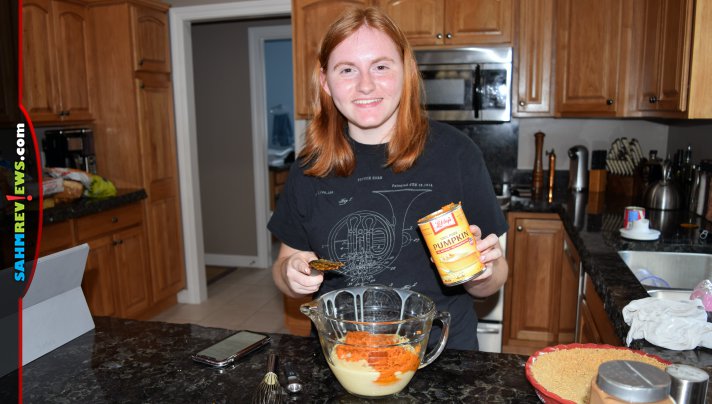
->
436;33;443;39
58;110;67;116
518;101;526;107
648;96;658;104
139;82;145;89
446;32;453;39
111;216;118;223
516;225;523;232
113;239;123;245
606;99;614;105
139;58;144;66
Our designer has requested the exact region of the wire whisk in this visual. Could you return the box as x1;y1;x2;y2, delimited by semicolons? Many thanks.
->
251;353;284;404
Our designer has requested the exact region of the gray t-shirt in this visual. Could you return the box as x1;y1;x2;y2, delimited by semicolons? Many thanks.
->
268;120;508;350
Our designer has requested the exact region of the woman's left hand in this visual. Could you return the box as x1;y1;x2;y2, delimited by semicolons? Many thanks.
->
465;224;505;283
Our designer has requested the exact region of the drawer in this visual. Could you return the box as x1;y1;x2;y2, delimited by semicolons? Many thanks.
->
75;203;143;242
40;221;74;256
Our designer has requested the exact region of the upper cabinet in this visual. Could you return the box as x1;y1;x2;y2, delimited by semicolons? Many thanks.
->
376;0;512;47
130;5;171;73
631;0;712;119
633;0;692;116
292;0;370;118
22;0;94;123
555;0;632;117
512;0;555;117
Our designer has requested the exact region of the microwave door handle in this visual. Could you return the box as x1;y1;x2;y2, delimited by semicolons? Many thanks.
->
473;65;481;119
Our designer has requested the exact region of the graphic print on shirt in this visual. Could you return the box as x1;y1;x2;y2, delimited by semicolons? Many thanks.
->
326;188;430;286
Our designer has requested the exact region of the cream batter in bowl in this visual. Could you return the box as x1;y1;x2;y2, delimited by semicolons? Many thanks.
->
300;286;451;398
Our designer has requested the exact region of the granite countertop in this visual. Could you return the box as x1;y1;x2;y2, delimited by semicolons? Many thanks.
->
0;317;539;403
43;188;147;224
508;190;712;374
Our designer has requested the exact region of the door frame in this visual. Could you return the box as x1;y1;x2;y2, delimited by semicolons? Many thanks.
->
169;0;291;304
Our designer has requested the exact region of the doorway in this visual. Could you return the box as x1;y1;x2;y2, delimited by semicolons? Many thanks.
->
170;1;291;304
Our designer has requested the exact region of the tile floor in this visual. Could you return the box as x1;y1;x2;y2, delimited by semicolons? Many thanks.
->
151;266;291;334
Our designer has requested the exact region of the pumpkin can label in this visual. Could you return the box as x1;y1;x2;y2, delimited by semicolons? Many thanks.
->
417;203;485;286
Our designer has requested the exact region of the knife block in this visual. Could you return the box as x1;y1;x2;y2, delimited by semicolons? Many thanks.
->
607;174;643;200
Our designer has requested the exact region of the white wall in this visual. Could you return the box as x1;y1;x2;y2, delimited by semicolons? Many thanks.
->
518;118;670;170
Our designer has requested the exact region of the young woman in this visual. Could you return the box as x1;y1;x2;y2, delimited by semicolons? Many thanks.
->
268;7;508;350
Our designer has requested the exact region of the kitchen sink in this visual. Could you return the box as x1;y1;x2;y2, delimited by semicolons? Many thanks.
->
645;289;694;300
618;250;712;293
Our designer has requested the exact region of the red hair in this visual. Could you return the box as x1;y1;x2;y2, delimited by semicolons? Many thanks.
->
300;7;429;177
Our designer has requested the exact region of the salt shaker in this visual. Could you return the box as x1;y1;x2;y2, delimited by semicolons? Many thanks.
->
666;364;709;404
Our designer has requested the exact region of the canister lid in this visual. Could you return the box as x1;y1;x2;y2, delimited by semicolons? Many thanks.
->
597;360;671;403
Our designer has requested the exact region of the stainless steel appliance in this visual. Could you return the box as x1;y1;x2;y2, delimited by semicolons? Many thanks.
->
43;128;97;173
474;233;507;353
568;145;589;191
415;47;512;122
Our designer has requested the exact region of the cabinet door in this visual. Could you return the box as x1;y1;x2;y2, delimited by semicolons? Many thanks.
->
558;237;579;343
556;0;623;116
504;215;564;355
445;0;512;45
52;0;93;122
22;0;59;121
376;0;444;46
130;5;171;73
577;299;600;344
135;74;186;301
113;226;152;318
82;236;119;317
578;275;622;346
635;0;692;114
513;0;554;116
292;0;370;118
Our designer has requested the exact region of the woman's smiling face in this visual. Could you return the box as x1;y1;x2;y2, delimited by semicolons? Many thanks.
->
320;25;404;144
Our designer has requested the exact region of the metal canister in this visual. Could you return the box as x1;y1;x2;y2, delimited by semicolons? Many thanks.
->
417;202;485;286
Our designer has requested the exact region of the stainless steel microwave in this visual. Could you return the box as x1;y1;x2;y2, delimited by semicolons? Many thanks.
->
415;47;512;122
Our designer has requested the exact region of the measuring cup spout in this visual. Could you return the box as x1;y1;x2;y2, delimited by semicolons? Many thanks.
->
299;299;318;321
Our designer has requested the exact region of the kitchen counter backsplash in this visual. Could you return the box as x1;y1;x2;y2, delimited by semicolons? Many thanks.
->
43;188;147;224
454;120;519;186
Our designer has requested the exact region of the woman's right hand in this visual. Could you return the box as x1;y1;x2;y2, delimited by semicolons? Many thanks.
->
273;245;323;297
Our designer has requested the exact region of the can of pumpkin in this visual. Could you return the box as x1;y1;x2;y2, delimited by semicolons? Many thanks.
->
417;202;485;286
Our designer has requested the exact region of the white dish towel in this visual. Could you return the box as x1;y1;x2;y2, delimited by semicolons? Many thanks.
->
622;297;712;350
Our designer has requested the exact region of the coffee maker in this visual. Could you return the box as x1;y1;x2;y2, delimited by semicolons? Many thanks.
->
43;128;97;173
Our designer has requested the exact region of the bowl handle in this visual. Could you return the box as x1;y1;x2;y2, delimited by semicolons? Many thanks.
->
419;311;451;369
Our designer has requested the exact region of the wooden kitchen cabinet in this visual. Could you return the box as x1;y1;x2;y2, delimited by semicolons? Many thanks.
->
633;0;692;116
503;212;566;355
559;231;580;344
292;0;370;118
89;0;185;311
376;0;512;47
512;0;555;117
130;5;171;73
40;202;154;319
630;0;712;119
39;220;75;256
577;274;622;346
555;0;634;117
22;0;94;123
82;223;151;318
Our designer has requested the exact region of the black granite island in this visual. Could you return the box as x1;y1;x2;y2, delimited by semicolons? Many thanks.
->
1;317;540;403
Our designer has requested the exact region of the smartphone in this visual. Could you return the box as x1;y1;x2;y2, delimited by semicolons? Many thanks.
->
191;330;270;367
